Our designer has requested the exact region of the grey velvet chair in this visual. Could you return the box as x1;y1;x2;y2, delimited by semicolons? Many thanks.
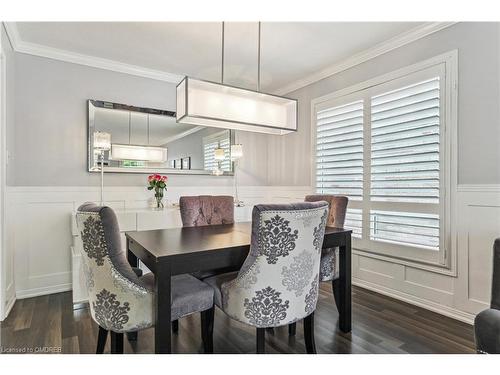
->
288;194;348;335
172;195;235;333
76;202;215;354
474;238;500;353
204;202;329;353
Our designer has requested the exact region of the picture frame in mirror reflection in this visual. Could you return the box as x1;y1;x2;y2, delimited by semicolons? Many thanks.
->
87;99;235;175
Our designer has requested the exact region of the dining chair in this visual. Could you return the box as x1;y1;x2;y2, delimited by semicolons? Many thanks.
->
474;238;500;353
174;195;235;333
204;201;329;353
179;195;234;227
287;194;348;335
76;202;215;354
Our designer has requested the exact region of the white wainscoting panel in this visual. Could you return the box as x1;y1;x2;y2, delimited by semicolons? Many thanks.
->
353;184;500;324
6;185;312;303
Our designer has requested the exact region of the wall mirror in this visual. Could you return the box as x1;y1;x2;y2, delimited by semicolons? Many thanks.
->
88;100;234;175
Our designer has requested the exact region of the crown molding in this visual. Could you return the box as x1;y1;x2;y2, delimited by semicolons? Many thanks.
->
274;22;458;95
4;22;457;92
3;22;183;84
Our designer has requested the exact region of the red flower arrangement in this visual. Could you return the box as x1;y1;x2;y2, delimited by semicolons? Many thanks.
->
147;174;168;208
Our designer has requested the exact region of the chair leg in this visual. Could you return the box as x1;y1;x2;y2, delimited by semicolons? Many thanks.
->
332;279;341;312
266;327;275;335
172;319;179;334
200;306;214;353
96;326;108;354
127;332;138;341
110;332;124;354
288;322;297;336
256;328;266;354
304;313;317;354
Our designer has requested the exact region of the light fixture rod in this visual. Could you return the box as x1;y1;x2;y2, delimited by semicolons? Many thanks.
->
221;21;225;84
257;21;261;92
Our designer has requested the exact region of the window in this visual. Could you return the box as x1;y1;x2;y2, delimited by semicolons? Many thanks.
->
313;52;456;268
203;130;231;172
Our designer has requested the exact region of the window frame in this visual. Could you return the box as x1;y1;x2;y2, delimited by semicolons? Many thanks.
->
311;51;458;275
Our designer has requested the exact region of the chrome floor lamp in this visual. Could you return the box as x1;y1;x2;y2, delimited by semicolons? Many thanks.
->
93;131;111;205
231;144;244;207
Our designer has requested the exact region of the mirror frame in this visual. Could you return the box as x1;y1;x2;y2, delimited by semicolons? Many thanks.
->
87;99;235;175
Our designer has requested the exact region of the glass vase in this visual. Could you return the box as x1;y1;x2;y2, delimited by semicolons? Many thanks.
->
154;189;164;209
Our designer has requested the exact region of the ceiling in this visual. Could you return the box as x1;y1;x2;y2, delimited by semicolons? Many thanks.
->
12;22;427;93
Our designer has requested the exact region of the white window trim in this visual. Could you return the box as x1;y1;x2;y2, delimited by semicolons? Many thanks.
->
310;50;458;276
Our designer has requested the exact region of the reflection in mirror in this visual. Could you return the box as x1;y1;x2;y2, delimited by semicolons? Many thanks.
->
88;100;234;175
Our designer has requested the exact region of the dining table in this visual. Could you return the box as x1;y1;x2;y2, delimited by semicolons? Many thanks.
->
125;221;352;354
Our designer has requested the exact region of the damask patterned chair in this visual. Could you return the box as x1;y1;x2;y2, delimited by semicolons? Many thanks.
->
288;194;348;335
76;202;215;354
204;202;329;353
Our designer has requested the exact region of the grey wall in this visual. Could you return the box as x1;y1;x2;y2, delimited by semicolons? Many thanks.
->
271;22;500;186
2;25;15;187
10;53;270;186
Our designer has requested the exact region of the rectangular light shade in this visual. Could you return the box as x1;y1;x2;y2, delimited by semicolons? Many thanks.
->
176;77;297;135
111;144;167;163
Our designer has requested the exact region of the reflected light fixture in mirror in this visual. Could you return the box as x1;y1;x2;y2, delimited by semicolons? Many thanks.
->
111;144;168;163
214;148;226;161
213;146;226;176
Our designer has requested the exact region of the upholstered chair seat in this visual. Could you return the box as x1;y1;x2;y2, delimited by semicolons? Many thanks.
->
474;238;500;353
76;202;215;354
205;202;329;353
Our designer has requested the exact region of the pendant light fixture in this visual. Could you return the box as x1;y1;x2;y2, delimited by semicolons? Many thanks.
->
176;22;297;135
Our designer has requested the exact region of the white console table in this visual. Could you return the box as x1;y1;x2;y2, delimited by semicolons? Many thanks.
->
70;205;253;305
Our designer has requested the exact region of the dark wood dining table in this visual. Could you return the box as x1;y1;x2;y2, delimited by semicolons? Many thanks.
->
125;221;352;354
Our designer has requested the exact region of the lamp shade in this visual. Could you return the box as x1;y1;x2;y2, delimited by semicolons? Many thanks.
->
176;77;297;135
110;144;167;163
230;144;243;161
214;148;226;161
93;131;111;151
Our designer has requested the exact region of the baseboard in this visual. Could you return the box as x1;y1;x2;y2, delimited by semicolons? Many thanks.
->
2;294;16;321
16;283;72;299
353;278;475;325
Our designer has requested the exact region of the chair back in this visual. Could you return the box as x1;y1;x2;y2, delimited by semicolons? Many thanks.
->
76;203;153;332
222;202;328;328
305;194;348;228
492;238;500;309
179;195;234;227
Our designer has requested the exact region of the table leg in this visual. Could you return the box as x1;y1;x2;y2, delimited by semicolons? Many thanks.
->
155;263;172;353
127;239;138;268
338;232;352;333
126;239;139;342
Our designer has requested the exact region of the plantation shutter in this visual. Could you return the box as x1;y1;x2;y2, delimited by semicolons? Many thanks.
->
370;78;440;204
315;100;364;238
316;100;364;200
203;132;231;171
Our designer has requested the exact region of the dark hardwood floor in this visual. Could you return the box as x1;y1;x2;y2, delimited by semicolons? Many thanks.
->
0;284;476;354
